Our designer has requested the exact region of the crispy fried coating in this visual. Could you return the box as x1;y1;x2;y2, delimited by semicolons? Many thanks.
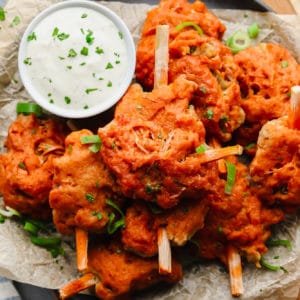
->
168;30;245;141
135;0;226;89
49;129;123;235
194;157;284;265
88;241;182;300
250;116;300;209
234;43;300;147
0;114;66;220
122;198;208;257
98;76;219;209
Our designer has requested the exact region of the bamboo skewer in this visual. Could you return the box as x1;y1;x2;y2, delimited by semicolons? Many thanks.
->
289;85;300;130
59;273;97;300
154;24;172;274
158;227;172;274
227;245;244;297
75;228;89;272
154;25;169;89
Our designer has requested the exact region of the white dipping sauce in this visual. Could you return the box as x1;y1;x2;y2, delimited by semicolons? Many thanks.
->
23;6;129;111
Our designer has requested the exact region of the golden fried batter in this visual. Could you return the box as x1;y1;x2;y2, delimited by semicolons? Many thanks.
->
98;76;219;209
0;114;66;219
88;241;182;300
49;129;123;235
250;116;300;209
136;0;226;89
234;43;300;147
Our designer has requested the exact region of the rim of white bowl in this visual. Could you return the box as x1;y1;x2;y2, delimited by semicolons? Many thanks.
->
18;0;136;119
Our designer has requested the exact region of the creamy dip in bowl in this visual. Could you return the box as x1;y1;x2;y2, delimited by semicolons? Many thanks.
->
18;0;136;119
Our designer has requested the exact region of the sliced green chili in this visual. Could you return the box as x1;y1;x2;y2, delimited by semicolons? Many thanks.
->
226;30;251;54
247;22;259;38
30;236;61;247
80;135;101;144
260;256;286;272
175;21;203;35
224;160;236;195
24;221;39;236
196;144;206;154
267;239;292;250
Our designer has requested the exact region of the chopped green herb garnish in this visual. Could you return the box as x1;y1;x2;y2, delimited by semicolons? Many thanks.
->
175;21;203;35
81;13;88;18
145;183;161;194
64;96;71;104
80;46;89;56
80;28;84;34
47;93;52;97
85;193;95;203
224;160;236;195
88;143;101;153
18;162;27;170
52;27;59;37
92;211;103;220
107;81;112;87
23;57;32;65
57;32;70;41
86;29;94;45
247;22;259;39
95;47;104;54
66;65;72;70
118;31;123;39
68;48;77;57
85;88;98;94
80;135;101;144
0;7;6;21
58;56;65;60
245;142;256;150
0;215;5;223
10;16;20;27
105;199;125;234
27;32;37;41
267;239;292;250
200;86;207;94
83;105;89;109
203;108;214;120
105;62;113;69
16;102;42;117
281;60;289;68
80;62;86;66
49;99;54;104
196;144;206;154
260;256;287;272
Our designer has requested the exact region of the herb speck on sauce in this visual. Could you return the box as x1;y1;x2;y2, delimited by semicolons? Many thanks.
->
118;31;123;39
52;27;59;37
107;81;112;87
81;13;88;18
27;32;37;41
80;62;86;66
95;46;104;54
83;105;89;109
85;88;98;94
86;29;94;45
80;28;84;34
57;32;70;41
105;62;113;69
50;99;54;104
66;65;72;70
10;16;20;27
23;57;32;65
58;56;65;60
80;46;89;56
64;96;71;104
68;48;77;57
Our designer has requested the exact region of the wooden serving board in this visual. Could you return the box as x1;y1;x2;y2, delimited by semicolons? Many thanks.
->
262;0;297;14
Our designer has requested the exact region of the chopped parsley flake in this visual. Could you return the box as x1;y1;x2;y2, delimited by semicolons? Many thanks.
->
85;193;95;203
81;13;88;18
57;32;70;41
23;57;32;65
107;81;112;87
80;46;89;56
83;105;89;109
281;60;289;68
85;88;98;94
86;29;94;45
95;47;104;54
64;96;71;104
18;162;27;170
105;62;113;69
80;62;86;66
58;56;65;60
47;93;52;97
92;211;103;220
66;65;72;70
118;31;123;39
52;27;59;37
10;16;20;27
203;108;214;120
49;99;54;104
196;144;206;154
27;32;37;41
68;48;77;57
0;7;6;21
80;28;84;34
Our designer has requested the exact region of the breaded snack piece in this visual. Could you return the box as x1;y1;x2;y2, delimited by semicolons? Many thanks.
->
250;116;300;210
122;198;208;257
98;76;219;209
88;241;182;300
234;43;300;147
49;129;123;235
136;0;226;89
194;157;284;265
0;114;66;220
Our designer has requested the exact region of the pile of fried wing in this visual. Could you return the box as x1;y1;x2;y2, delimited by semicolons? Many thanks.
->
0;0;299;299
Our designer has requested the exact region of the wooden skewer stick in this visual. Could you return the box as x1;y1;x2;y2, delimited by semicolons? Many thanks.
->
154;25;169;89
158;227;172;274
154;24;172;275
227;245;244;297
289;85;300;130
75;228;88;272
198;144;243;164
59;273;97;300
211;138;227;174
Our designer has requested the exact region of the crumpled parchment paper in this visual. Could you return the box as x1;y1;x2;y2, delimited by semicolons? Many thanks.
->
0;0;300;299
